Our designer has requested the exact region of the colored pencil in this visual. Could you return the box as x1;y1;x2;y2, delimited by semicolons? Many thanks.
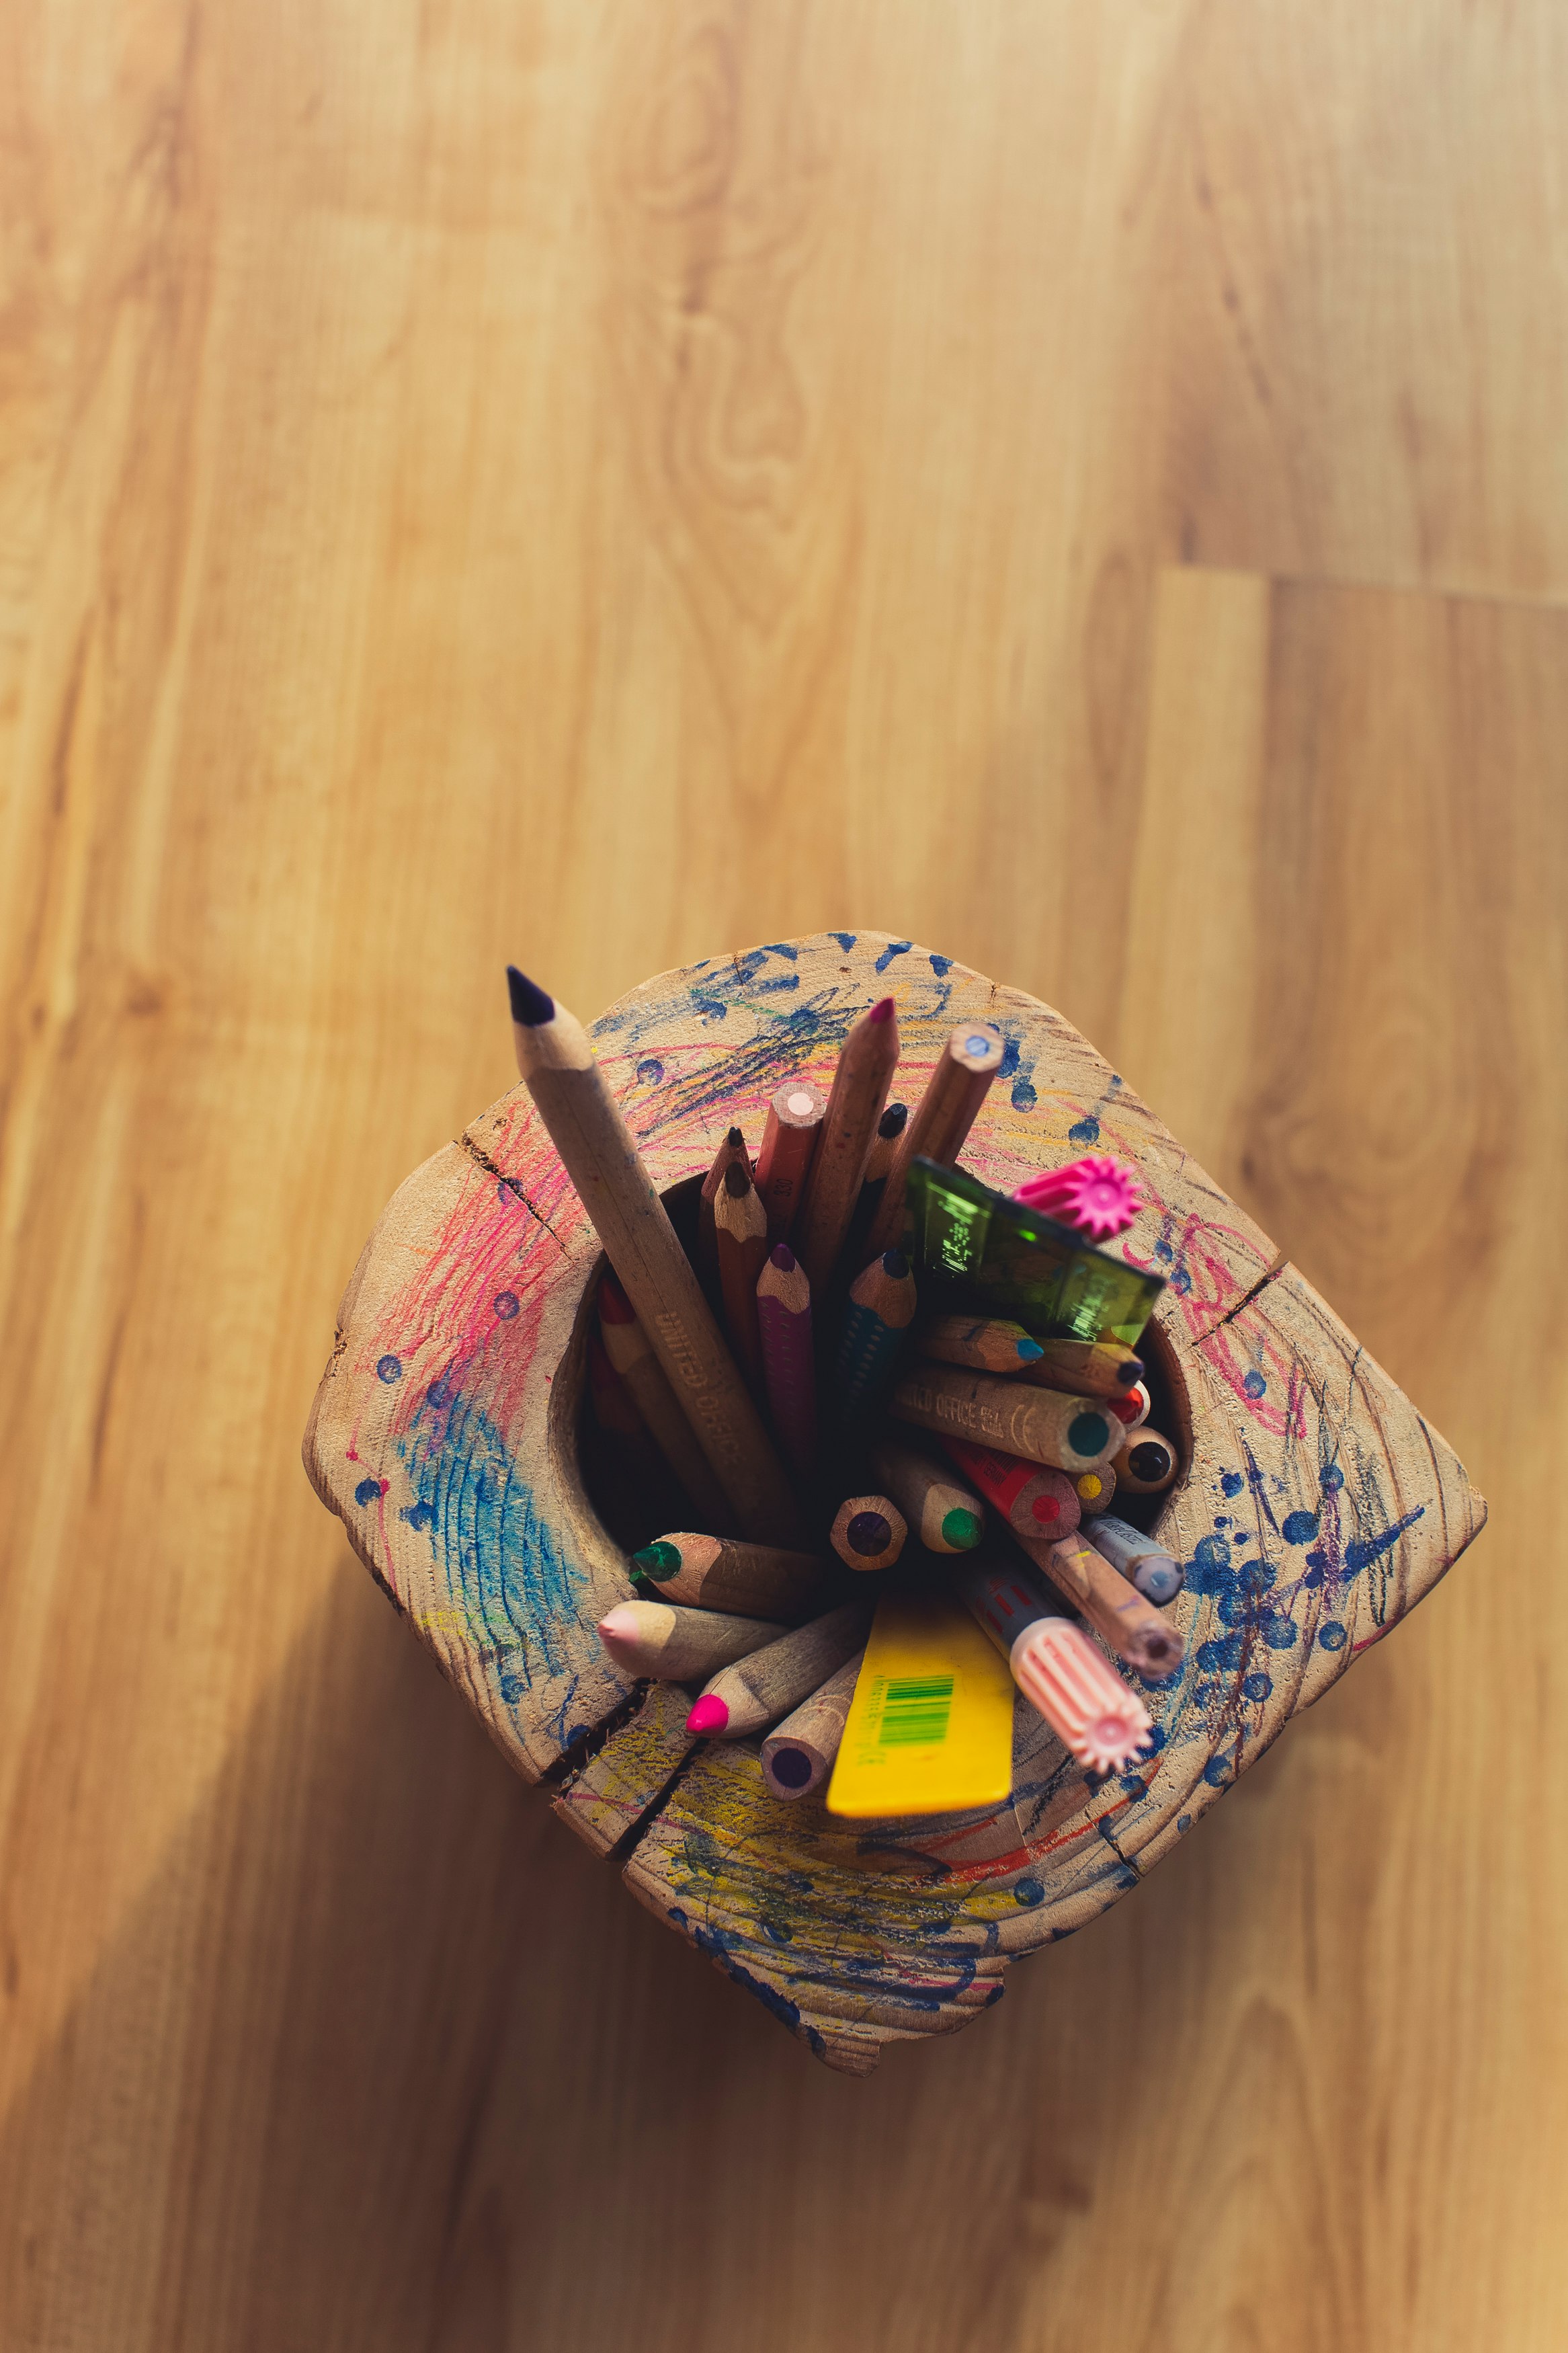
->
940;1436;1081;1543
1018;1337;1145;1399
958;1556;1152;1772
597;1273;732;1527
697;1125;750;1302
833;1248;917;1424
829;1492;907;1570
1106;1379;1153;1432
891;1364;1122;1473
845;1101;908;1261
794;997;901;1291
761;1650;865;1800
714;1160;769;1388
628;1532;826;1620
686;1602;871;1739
1074;1463;1116;1517
1087;1515;1184;1605
863;1019;1005;1259
595;1599;788;1680
754;1081;826;1242
1022;1529;1184;1677
868;1437;985;1554
756;1243;817;1480
917;1314;1045;1375
1114;1427;1179;1494
507;969;803;1544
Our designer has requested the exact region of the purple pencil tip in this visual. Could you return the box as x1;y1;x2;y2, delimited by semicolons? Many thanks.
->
770;1244;796;1269
507;966;554;1026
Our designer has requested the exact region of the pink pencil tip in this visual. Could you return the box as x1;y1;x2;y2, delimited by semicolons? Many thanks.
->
597;1606;638;1640
868;997;895;1022
686;1694;729;1736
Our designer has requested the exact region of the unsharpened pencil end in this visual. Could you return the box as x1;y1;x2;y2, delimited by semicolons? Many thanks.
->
686;1693;729;1735
507;966;554;1027
868;996;895;1023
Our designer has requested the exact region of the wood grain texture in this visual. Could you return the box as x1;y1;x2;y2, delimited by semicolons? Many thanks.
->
1;0;1565;2341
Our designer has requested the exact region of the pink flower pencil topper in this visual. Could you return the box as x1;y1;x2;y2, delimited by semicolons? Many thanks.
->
1014;1154;1142;1242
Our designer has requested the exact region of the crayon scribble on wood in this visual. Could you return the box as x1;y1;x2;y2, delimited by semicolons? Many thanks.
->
303;932;1485;2073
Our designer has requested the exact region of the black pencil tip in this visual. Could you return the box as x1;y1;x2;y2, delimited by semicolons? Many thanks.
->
726;1125;743;1148
506;966;554;1026
883;1248;909;1276
879;1103;909;1137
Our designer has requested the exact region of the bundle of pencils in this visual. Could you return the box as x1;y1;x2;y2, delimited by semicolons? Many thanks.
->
506;965;1189;1829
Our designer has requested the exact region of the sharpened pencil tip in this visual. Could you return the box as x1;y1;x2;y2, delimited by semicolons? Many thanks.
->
726;1125;743;1148
1116;1358;1145;1387
1018;1337;1044;1361
770;1244;796;1270
686;1694;729;1735
878;1102;908;1136
597;1605;640;1640
868;996;895;1023
507;966;554;1026
882;1248;909;1277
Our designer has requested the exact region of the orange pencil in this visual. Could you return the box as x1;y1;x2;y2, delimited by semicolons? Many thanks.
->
864;1020;1005;1258
697;1126;750;1302
714;1160;769;1388
794;998;901;1291
754;1081;827;1242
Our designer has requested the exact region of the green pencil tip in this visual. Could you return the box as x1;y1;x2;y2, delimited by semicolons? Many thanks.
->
943;1509;983;1550
631;1542;682;1581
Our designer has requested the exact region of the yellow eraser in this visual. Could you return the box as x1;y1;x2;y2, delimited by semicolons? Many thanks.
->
825;1591;1015;1819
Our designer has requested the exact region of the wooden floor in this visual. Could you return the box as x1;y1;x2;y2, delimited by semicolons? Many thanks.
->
3;3;1565;2346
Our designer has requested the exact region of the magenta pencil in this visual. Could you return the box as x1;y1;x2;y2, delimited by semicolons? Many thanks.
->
756;1244;817;1480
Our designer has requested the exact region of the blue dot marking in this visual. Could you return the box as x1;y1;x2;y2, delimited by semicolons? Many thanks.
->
376;1354;402;1384
1319;1621;1348;1650
493;1291;520;1320
1069;1116;1101;1146
1013;1878;1044;1907
1243;1370;1267;1398
635;1058;664;1084
1282;1509;1318;1544
354;1477;384;1507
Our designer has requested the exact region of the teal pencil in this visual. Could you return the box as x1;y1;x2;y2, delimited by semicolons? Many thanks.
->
832;1248;917;1425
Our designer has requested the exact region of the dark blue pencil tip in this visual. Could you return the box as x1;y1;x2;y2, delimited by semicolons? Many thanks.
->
882;1249;909;1276
507;966;554;1026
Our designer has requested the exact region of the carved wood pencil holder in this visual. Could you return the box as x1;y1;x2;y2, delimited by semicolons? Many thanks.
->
303;932;1485;2075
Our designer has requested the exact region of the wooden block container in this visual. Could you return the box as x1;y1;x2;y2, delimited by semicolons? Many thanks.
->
303;932;1485;2075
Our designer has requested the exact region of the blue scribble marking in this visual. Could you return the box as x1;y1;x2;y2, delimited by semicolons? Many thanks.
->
402;1501;436;1533
762;942;799;959
354;1477;384;1506
874;940;913;973
635;1058;664;1084
753;972;800;994
830;932;857;951
493;1291;520;1320
1155;1238;1174;1263
930;953;952;975
1319;1622;1348;1650
1282;1509;1318;1544
690;987;728;1021
396;1388;583;1689
427;1369;458;1408
1344;1507;1425;1571
1069;1116;1101;1146
376;1355;403;1384
1321;1464;1345;1492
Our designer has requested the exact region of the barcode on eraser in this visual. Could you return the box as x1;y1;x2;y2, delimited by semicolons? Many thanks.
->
876;1674;956;1747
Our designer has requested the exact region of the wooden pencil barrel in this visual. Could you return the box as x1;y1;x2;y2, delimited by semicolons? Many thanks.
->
304;929;1485;2077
